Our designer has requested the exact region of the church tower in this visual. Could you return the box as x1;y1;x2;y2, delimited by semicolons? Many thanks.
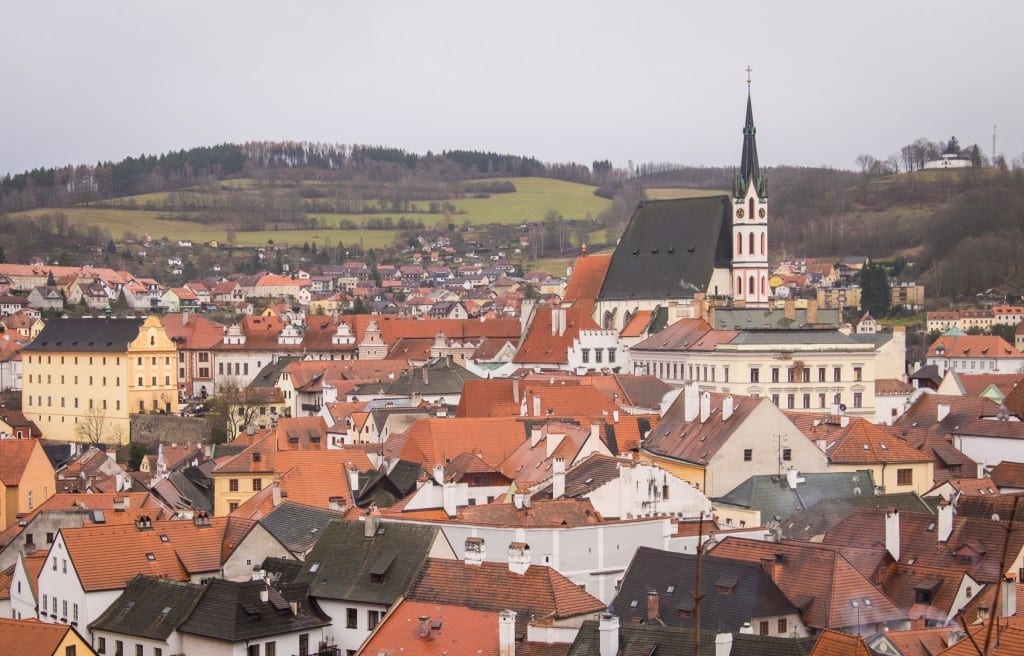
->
731;73;770;308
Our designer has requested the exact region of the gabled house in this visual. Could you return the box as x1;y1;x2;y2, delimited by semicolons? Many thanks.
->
27;286;64;312
0;617;96;656
88;575;205;656
640;384;829;497
0;439;56;531
612;546;808;636
294;516;455;654
927;331;1024;376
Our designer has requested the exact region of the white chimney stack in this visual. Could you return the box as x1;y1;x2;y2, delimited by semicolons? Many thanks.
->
715;632;733;656
700;391;712;423
1002;577;1017;619
433;463;445;485
599;613;619;656
508;542;531;575
721;395;734;421
347;463;360;493
260;588;269;603
937;499;953;543
533;395;542;418
684;383;700;422
442;481;458;518
885;509;900;561
552;457;566;500
499;609;516;656
464;537;485;565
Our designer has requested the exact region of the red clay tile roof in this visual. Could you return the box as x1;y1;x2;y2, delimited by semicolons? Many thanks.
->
408;558;605;620
794;416;933;465
0;439;44;486
393;498;606;528
709;537;906;630
990;461;1024;488
938;616;1024;655
563;254;611;303
359;600;498;656
496;422;597;485
620;310;653;338
928;334;1021;358
513;305;600;365
950;373;1024;398
388;417;529;469
0;618;88;656
809;630;872;656
642;391;763;465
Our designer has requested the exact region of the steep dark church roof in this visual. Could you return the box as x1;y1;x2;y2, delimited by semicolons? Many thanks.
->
736;91;764;197
597;196;733;301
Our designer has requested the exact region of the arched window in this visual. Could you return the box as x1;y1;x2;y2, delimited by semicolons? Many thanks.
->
748;232;755;255
761;232;766;255
736;276;742;295
736;233;742;255
761;276;767;296
749;197;754;220
749;276;755;296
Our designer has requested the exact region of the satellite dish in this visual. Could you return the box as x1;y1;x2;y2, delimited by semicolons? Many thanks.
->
839;404;847;412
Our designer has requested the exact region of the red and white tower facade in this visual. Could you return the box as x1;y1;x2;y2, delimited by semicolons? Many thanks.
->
731;74;770;308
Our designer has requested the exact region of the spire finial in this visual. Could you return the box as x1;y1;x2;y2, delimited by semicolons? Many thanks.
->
745;65;752;89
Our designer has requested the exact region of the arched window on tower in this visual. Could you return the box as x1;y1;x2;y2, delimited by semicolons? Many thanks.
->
736;233;742;255
749;276;755;296
761;276;767;296
736;276;742;295
749;197;754;220
749;232;755;255
761;232;766;255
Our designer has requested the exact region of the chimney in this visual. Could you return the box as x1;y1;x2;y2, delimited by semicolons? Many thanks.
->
512;379;520;404
464;537;485;565
272;485;282;507
721;395;734;421
363;511;379;538
700;392;711;423
513;493;525;510
613;409;620;423
784;299;796;320
328;496;347;512
1002;577;1017;619
760;555;776;580
715;632;734;656
182;310;189;325
531;426;543;447
806;299;818;325
978;605;990;622
551;306;559;336
499;609;516;656
646;590;660;622
546;430;564;457
552;457;566;500
347;463;360;493
289;601;298;616
684;383;699;422
937;403;951;423
418;615;432;639
557;307;567;337
937;499;953;543
433;463;445;485
786;469;805;489
739;622;754;634
885;509;900;562
533;395;542;418
599;612;620;656
260;588;269;603
508;542;531;575
442;481;458;518
840;415;850;428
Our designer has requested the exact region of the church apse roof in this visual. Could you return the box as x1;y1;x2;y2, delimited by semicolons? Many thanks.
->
597;196;732;302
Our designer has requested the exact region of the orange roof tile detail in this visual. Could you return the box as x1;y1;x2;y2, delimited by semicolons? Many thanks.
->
360;600;498;656
0;439;42;486
0;618;84;656
619;310;652;337
390;417;528;469
513;305;600;365
563;254;611;303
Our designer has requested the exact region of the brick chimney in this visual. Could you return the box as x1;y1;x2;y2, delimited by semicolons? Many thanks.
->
646;590;660;622
760;555;777;580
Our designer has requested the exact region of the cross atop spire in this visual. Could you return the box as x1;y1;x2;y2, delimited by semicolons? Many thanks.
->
745;65;752;89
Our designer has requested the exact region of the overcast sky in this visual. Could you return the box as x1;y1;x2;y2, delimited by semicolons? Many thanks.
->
3;1;1021;178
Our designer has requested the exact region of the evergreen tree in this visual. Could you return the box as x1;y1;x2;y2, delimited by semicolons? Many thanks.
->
859;262;891;318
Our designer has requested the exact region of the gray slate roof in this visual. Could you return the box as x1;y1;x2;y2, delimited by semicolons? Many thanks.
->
382;356;481;396
89;574;205;641
714;470;878;524
567;619;816;656
25;317;144;352
177;579;328;642
260;501;347;555
711;307;842;330
779;493;935;541
598;197;733;301
295;519;443;605
611;547;796;633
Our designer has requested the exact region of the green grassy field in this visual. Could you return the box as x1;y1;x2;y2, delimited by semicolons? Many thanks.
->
645;187;728;200
24;177;612;247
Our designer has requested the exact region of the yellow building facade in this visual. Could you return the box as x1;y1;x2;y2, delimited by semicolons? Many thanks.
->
0;439;57;530
22;316;178;444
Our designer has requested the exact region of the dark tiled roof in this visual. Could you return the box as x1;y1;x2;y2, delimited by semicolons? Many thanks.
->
295;518;442;605
25;317;143;352
778;492;934;541
89;574;205;641
715;470;877;523
383;356;480;396
260;501;347;555
598;196;732;301
567;620;816;656
178;579;329;641
611;547;796;632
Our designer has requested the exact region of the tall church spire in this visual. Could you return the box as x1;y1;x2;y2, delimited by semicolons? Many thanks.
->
736;69;764;199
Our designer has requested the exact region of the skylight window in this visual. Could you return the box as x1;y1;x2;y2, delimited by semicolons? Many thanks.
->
146;553;156;561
